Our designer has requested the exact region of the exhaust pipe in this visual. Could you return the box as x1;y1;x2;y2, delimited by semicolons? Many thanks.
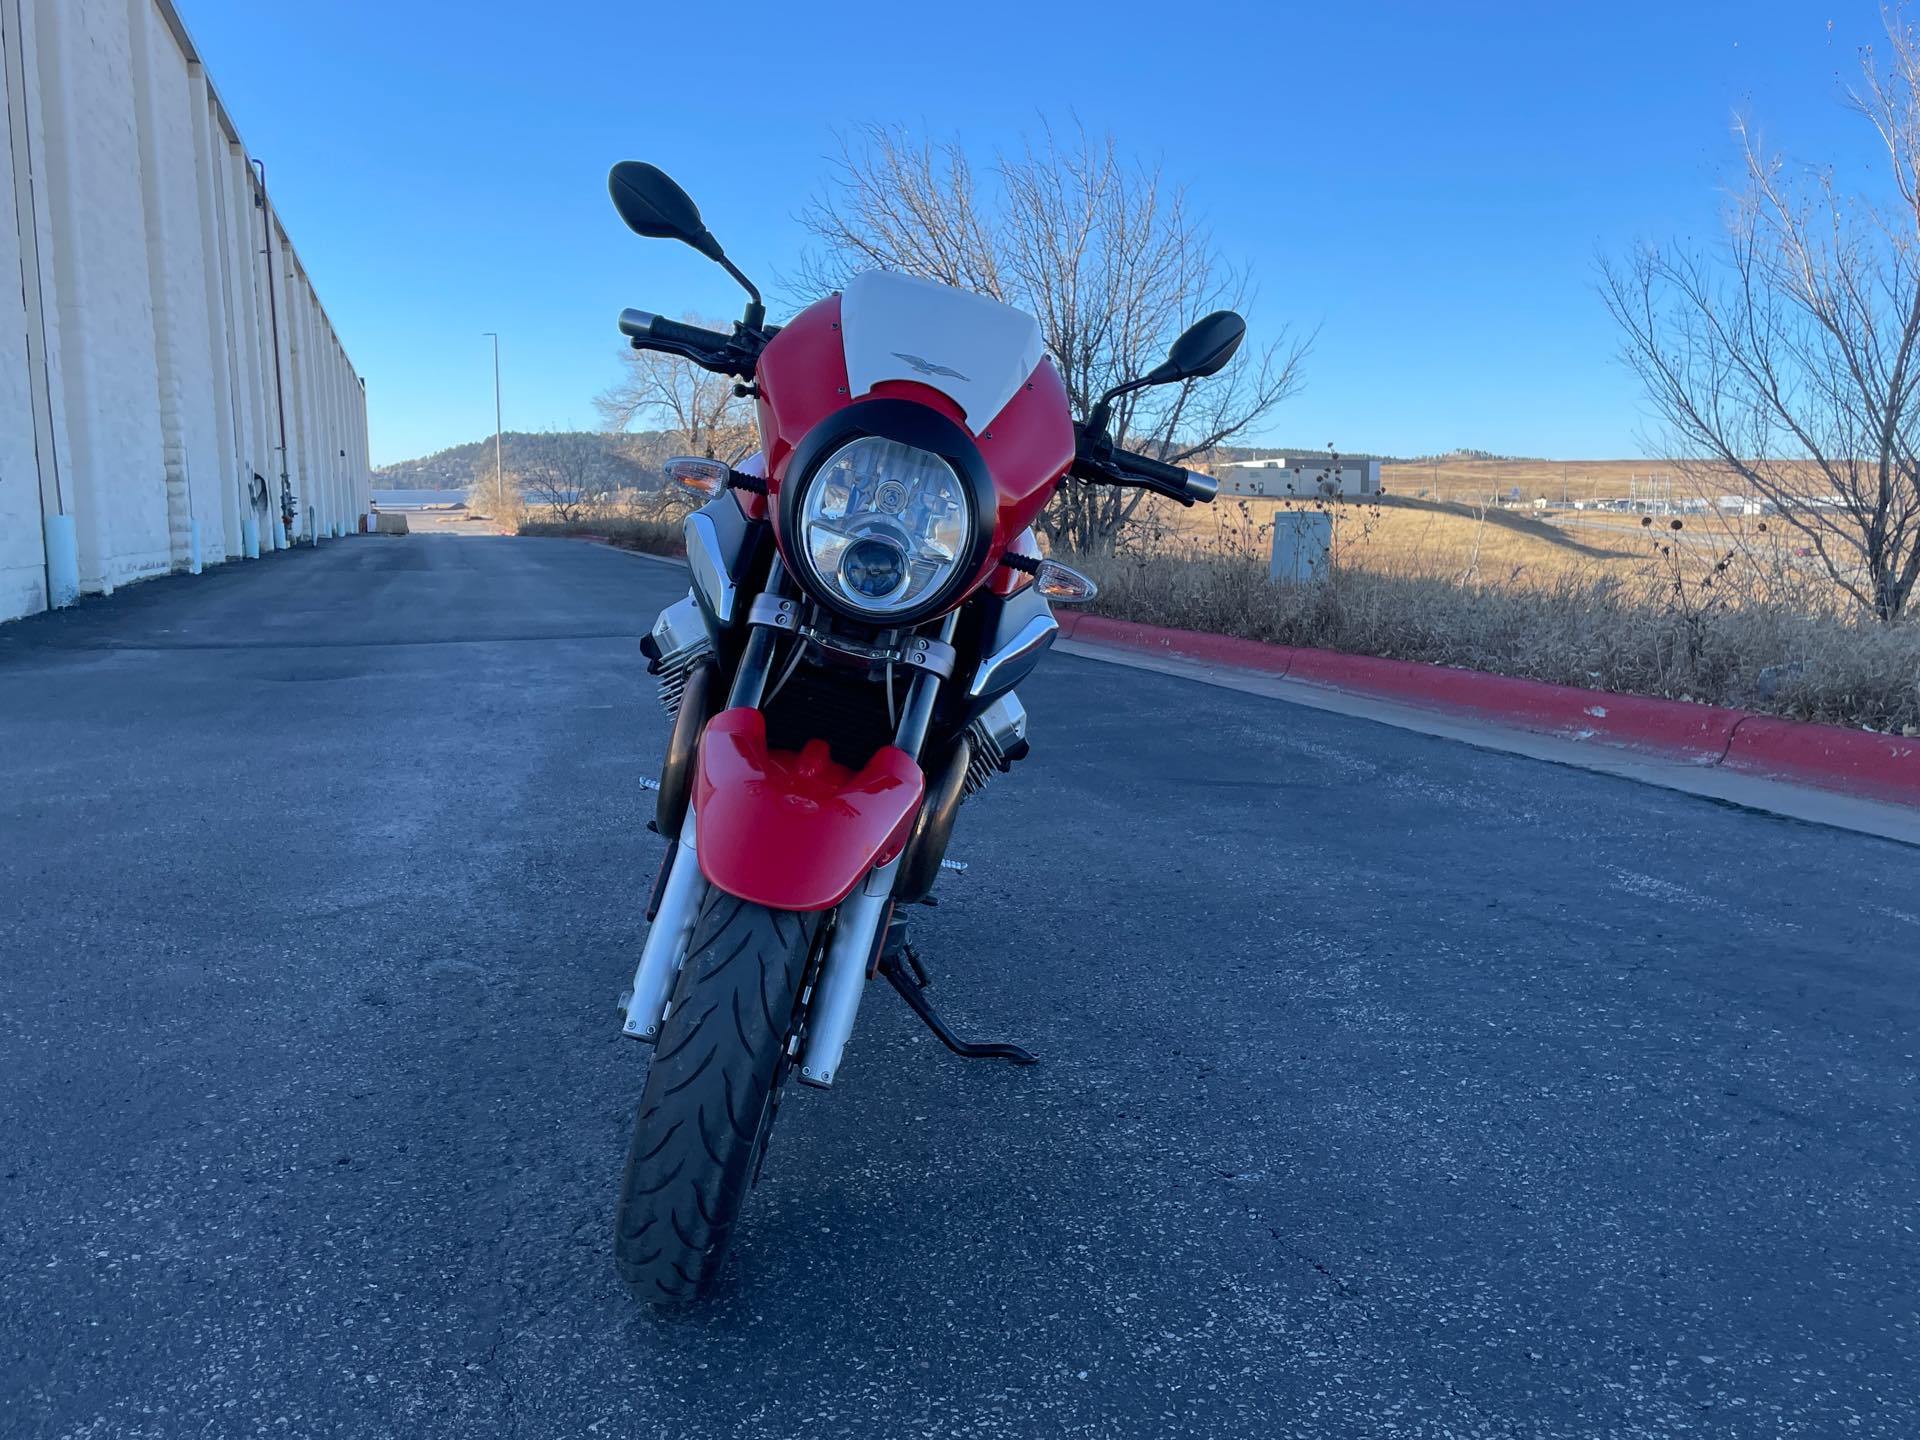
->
621;811;710;1042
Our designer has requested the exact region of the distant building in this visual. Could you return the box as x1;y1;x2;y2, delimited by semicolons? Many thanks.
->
1215;457;1383;498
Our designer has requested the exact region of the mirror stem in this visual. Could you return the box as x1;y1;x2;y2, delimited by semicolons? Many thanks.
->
716;254;765;333
1087;372;1160;439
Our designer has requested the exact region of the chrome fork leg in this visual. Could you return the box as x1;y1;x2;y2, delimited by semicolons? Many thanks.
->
794;857;900;1089
622;564;790;1044
793;611;960;1089
621;811;710;1042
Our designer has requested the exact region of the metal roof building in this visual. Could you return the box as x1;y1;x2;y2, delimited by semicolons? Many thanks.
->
1214;457;1384;499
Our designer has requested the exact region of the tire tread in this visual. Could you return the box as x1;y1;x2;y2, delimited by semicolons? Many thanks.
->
613;890;816;1304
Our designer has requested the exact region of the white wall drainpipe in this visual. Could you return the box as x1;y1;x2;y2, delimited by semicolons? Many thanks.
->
43;513;79;608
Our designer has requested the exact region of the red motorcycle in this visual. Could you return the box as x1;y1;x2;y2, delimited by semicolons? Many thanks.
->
606;162;1235;1303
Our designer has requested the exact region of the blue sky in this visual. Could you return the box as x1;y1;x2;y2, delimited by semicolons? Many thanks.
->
180;2;1886;464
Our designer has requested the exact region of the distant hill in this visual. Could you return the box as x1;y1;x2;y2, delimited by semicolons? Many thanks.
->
1209;445;1395;465
375;432;1471;488
1210;446;1536;467
375;431;669;490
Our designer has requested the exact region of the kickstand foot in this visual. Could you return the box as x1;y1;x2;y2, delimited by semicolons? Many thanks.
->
878;946;1038;1066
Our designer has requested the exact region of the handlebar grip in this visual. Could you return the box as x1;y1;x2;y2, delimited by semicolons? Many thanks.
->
618;309;733;352
1110;448;1218;503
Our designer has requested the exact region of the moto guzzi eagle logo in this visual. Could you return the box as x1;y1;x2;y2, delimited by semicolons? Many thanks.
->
892;352;971;382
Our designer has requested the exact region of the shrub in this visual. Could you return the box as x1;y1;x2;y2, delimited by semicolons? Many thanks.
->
517;514;683;557
1073;547;1920;734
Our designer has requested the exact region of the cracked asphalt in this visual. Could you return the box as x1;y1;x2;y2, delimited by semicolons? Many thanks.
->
1;535;1916;1438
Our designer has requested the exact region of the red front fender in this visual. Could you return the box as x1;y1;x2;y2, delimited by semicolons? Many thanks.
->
692;708;926;912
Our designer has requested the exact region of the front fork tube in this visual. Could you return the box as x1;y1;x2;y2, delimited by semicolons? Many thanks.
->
621;811;708;1041
620;563;794;1045
794;610;959;1089
726;558;789;709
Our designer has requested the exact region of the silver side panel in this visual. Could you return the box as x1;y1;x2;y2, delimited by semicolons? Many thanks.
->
967;612;1059;699
684;509;737;625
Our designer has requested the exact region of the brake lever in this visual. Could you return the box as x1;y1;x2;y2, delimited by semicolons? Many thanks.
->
628;335;755;380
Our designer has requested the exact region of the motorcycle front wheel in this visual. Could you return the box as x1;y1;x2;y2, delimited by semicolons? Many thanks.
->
613;889;818;1305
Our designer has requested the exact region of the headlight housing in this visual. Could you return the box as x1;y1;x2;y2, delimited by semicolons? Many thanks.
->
798;437;971;616
780;400;996;625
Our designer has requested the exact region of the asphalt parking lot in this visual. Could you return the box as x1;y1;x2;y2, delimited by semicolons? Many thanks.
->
2;535;1915;1438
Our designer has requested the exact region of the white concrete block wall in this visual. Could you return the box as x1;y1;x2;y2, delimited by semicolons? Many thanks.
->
0;8;47;619
185;67;240;559
132;0;223;571
227;143;283;551
35;0;173;596
0;0;370;622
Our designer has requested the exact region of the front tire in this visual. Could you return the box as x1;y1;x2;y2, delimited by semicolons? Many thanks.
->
613;890;817;1305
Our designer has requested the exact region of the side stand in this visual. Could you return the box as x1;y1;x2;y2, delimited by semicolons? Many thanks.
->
877;941;1038;1067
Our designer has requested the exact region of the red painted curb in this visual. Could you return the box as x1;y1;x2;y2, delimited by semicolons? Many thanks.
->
1054;612;1296;677
1722;717;1920;801
1056;611;1918;806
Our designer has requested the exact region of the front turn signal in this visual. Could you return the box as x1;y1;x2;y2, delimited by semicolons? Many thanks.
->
664;456;729;496
1034;560;1097;603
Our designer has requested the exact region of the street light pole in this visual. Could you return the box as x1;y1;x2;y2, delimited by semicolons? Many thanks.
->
482;332;503;508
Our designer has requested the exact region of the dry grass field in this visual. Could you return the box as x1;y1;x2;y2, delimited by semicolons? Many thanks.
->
1095;487;1917;732
516;476;1919;734
1378;458;1707;507
1141;493;1716;589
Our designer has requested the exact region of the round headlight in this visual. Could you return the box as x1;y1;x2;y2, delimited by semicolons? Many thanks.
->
840;536;910;601
796;436;975;617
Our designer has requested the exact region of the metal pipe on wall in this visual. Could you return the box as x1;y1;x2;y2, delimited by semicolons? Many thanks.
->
251;156;289;546
3;0;76;607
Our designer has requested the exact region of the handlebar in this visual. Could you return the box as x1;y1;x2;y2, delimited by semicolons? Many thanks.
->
620;309;733;352
618;308;763;379
1110;448;1219;503
1071;430;1218;506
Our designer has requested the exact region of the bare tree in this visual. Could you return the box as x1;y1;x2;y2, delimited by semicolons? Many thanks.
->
800;123;1308;554
520;430;617;524
596;317;757;461
468;458;523;527
1602;16;1920;622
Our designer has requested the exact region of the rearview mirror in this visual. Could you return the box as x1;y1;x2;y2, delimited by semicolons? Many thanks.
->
1152;311;1246;384
1085;309;1249;438
608;161;723;262
608;161;765;329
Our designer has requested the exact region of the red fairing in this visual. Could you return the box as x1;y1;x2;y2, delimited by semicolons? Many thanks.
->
754;292;1076;596
692;708;926;912
755;295;851;488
